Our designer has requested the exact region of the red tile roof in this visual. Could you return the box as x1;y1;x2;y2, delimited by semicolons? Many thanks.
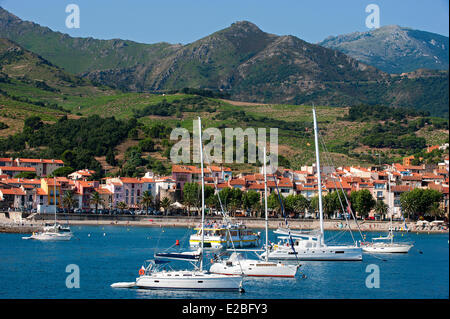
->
0;166;36;172
404;165;425;170
402;175;422;181
229;179;246;185
1;178;41;184
17;158;64;164
95;187;113;195
0;188;26;195
267;180;293;188
422;174;444;179
78;181;96;187
36;188;47;195
208;165;231;172
391;185;413;192
120;177;143;184
248;183;265;190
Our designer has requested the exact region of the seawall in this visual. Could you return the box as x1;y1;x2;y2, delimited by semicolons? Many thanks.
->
25;213;449;233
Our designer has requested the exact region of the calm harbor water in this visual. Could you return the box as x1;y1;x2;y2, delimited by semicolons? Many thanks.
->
0;225;448;299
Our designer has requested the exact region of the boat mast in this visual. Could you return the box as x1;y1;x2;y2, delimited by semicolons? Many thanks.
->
54;176;57;225
387;171;393;242
198;117;205;271
313;108;325;244
263;147;269;262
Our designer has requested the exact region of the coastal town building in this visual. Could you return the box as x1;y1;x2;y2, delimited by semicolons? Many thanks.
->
0;155;448;217
0;157;64;177
68;169;96;180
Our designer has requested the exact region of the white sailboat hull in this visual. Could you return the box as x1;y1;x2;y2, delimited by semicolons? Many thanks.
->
210;259;298;277
135;271;242;291
362;243;413;253
263;245;362;261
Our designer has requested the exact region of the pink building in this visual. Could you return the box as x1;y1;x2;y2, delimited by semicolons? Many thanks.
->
104;177;143;208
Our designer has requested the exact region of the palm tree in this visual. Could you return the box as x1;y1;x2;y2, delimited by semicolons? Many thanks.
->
141;191;153;215
160;197;172;216
374;200;389;220
428;202;443;220
62;190;76;213
117;201;127;214
89;191;105;214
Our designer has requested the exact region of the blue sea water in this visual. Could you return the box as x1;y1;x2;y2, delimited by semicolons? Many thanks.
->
0;225;448;299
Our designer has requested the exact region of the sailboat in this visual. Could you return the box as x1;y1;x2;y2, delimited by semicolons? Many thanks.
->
361;173;414;253
361;229;413;253
112;117;244;292
23;177;72;241
261;108;362;261
209;147;299;277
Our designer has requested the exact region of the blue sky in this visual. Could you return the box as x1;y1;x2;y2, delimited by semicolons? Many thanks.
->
1;0;448;44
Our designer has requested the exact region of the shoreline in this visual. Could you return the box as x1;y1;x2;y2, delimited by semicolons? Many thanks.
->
1;215;448;234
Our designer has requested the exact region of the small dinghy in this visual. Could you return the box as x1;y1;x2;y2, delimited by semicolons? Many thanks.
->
111;282;136;288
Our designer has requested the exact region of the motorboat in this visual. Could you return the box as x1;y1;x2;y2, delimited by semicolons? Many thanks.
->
22;223;73;241
189;220;260;249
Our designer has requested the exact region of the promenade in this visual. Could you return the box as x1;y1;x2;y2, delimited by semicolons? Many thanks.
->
1;213;447;234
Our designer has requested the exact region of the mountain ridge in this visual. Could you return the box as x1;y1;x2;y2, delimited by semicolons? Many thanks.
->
319;25;449;74
0;7;448;117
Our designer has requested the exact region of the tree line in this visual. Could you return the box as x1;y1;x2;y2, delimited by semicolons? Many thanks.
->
180;183;445;221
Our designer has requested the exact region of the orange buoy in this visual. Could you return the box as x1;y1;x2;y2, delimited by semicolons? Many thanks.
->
138;266;145;276
176;239;180;246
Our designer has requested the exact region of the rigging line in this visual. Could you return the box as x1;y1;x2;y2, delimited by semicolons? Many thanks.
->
317;129;365;242
326;228;349;243
317;134;356;244
269;173;300;265
203;151;245;276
